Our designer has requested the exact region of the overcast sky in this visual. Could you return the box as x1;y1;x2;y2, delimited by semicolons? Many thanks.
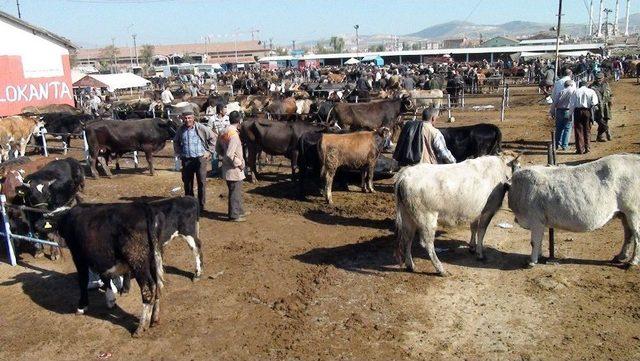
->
0;0;637;48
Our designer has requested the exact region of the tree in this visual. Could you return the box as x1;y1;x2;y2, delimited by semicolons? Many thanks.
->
99;45;119;71
411;42;422;50
315;42;329;54
275;47;288;56
329;36;345;53
69;50;78;67
140;44;155;66
368;44;384;52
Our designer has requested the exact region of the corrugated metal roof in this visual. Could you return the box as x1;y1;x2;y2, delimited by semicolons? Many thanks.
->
258;43;604;62
0;10;76;49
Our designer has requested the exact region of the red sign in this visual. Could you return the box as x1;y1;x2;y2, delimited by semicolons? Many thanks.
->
0;54;74;116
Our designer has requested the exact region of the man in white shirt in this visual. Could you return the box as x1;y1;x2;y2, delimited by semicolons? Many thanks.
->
569;80;599;154
551;79;576;150
551;68;575;105
161;87;174;116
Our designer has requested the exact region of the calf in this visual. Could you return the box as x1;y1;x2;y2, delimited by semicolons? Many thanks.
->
440;123;502;161
149;196;203;280
395;153;519;276
16;158;85;210
40;113;94;148
508;154;640;268
318;128;390;204
1;157;58;202
0;115;44;160
40;202;164;337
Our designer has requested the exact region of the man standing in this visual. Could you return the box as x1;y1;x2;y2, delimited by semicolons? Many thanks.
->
420;106;456;164
216;111;246;222
161;87;174;117
173;111;215;212
551;79;576;151
570;81;599;154
590;72;613;142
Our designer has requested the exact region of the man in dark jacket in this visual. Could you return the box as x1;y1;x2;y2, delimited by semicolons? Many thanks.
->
173;111;215;212
590;72;613;141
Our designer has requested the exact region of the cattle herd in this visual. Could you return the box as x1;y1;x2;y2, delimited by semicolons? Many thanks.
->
1;59;639;339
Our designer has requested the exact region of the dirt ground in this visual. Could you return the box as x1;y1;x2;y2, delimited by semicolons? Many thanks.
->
1;79;640;361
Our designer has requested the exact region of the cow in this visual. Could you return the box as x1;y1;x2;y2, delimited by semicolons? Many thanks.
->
395;153;520;276
21;103;80;115
240;118;326;182
507;154;640;268
0;115;44;160
85;118;177;177
149;196;203;280
328;98;411;138
40;113;95;149
318;128;390;205
265;96;298;121
1;156;58;202
38;202;165;337
440;123;502;161
403;89;444;111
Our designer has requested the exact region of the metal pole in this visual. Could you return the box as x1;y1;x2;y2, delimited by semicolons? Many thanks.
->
548;132;557;261
554;0;563;78
1;195;17;266
625;0;631;36
614;0;620;36
597;0;604;37
500;86;506;122
589;0;594;36
16;0;21;19
506;84;510;108
133;151;139;167
447;94;452;120
461;87;465;108
82;130;90;163
40;131;48;157
132;34;138;66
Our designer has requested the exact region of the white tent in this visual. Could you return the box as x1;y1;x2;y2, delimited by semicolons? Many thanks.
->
344;57;360;65
79;73;151;92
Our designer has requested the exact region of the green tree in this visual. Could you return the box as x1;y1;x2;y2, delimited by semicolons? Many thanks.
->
140;44;155;66
368;44;384;52
329;36;345;53
315;42;330;54
275;47;288;56
411;42;421;50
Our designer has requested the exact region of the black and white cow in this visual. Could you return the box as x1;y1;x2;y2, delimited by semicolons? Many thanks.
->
39;202;165;337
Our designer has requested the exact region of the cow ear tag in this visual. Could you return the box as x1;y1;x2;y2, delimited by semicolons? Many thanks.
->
44;222;52;229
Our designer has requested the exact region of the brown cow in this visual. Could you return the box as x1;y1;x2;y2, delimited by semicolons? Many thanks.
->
0;115;44;160
328;72;346;83
265;96;298;121
318;128;390;204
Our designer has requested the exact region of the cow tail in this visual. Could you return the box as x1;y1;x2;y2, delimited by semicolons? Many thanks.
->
144;204;165;294
394;174;408;266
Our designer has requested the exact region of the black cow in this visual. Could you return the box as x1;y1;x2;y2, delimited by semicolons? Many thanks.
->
85;118;177;177
329;98;411;138
40;113;95;148
38;202;165;337
240;118;326;182
439;123;502;161
16;157;85;210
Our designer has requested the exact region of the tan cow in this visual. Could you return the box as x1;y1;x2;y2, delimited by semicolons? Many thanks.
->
401;89;444;111
21;103;80;115
0;115;45;160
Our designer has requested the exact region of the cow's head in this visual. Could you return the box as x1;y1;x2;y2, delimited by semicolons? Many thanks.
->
158;118;179;138
16;180;56;209
397;92;413;112
499;151;523;178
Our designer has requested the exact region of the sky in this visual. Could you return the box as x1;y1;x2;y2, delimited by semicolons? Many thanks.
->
0;0;638;49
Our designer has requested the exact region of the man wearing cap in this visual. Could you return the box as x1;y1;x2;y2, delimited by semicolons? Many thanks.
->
551;79;576;150
570;80;599;154
173;111;215;212
590;72;613;142
215;111;247;222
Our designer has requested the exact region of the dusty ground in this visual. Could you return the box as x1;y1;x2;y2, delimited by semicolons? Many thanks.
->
1;79;640;361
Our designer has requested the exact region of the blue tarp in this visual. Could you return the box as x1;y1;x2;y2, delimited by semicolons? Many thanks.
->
361;55;384;66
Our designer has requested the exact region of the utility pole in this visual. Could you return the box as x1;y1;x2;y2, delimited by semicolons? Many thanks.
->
604;8;613;40
292;40;296;51
354;24;360;57
625;0;631;36
588;0;594;36
614;0;620;36
597;0;604;37
132;34;138;66
111;37;116;74
16;0;21;19
554;0;563;78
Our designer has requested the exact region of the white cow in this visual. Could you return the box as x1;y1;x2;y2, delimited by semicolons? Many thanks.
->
508;154;640;267
395;153;519;276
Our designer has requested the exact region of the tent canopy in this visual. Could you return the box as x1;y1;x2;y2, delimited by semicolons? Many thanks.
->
73;73;151;91
344;57;360;65
361;55;384;66
514;50;602;61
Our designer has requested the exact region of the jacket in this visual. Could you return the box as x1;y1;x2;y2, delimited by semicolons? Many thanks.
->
173;122;215;157
215;124;246;181
393;121;423;166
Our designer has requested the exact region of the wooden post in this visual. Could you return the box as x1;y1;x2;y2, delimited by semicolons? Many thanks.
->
548;130;557;260
500;86;506;122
